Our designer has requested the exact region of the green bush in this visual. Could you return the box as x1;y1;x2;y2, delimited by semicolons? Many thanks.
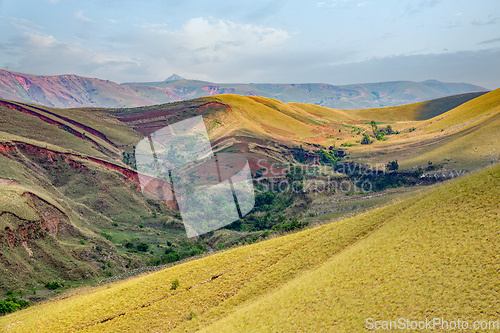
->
361;133;373;145
171;278;180;290
188;310;197;320
101;232;113;241
137;242;149;252
124;242;135;249
45;282;63;290
164;252;181;263
386;160;399;172
0;301;20;315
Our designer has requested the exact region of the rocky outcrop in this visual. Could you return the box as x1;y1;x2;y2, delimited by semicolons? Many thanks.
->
0;192;70;250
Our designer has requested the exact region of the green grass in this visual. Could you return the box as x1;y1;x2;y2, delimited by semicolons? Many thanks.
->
1;164;498;332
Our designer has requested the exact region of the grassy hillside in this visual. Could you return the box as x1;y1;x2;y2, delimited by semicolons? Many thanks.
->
347;89;500;170
0;99;195;294
424;88;500;133
0;88;497;302
346;91;486;122
115;91;499;171
1;163;497;332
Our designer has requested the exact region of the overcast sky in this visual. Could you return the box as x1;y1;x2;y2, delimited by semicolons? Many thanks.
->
0;0;499;88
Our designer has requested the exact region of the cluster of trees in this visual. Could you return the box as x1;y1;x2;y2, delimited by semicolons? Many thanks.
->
124;241;149;252
317;147;344;166
362;121;396;144
0;291;30;316
122;149;136;169
150;240;207;266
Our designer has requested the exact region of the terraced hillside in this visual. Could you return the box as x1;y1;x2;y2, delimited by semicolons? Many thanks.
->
1;163;497;332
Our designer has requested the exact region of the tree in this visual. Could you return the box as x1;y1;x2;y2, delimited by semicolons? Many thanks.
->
361;133;372;145
386;160;399;172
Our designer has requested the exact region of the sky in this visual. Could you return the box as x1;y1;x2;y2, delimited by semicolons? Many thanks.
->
0;0;499;88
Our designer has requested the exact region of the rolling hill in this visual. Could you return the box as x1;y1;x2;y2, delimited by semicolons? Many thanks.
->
346;88;500;170
0;87;498;304
0;69;487;109
0;162;497;332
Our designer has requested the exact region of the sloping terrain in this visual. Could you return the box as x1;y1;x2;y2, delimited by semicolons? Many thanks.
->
0;69;487;109
0;88;497;297
0;99;181;293
0;163;497;332
347;89;500;170
345;91;487;122
0;70;154;108
114;90;500;171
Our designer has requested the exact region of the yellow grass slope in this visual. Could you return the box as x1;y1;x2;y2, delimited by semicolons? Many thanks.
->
1;164;499;332
401;89;500;168
203;165;500;332
345;91;488;122
203;95;357;145
424;88;500;133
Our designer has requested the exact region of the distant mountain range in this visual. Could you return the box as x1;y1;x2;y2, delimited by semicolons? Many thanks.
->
0;69;487;109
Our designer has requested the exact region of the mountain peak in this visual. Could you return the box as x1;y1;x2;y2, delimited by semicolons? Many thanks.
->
164;74;185;82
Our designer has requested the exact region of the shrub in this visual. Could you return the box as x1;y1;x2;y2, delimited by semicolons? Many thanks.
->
171;278;180;290
188;310;197;320
45;282;63;290
161;252;180;263
0;301;20;315
386;160;399;172
361;133;373;145
124;241;135;249
137;242;149;252
101;232;113;241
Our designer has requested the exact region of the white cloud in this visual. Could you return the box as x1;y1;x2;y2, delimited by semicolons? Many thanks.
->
74;10;95;23
10;17;43;33
316;0;350;8
357;2;369;7
1;31;139;80
0;17;292;83
120;17;291;80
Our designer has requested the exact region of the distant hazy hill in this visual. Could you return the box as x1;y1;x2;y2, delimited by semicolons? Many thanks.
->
126;78;487;110
0;69;487;109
